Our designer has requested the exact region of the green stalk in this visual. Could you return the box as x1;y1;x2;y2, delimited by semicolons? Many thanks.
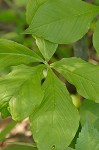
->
0;120;17;142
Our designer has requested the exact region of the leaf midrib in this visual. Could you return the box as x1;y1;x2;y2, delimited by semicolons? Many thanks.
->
30;9;99;30
0;53;42;61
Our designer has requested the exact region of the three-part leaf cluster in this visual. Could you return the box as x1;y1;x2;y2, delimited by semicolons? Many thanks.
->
0;0;99;150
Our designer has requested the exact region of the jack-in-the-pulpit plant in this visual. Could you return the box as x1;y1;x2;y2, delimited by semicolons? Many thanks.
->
0;0;99;150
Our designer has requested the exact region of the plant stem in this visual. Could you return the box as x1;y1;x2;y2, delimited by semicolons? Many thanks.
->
0;120;17;141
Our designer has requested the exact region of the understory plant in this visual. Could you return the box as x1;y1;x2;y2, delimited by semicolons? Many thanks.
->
1;0;99;150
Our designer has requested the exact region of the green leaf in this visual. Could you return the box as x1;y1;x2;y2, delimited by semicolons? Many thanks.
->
0;39;43;72
80;99;99;131
66;148;75;150
51;58;99;102
93;20;99;54
26;0;58;61
75;123;99;150
30;69;79;150
25;0;99;44
0;65;44;121
26;0;47;24
35;37;58;61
